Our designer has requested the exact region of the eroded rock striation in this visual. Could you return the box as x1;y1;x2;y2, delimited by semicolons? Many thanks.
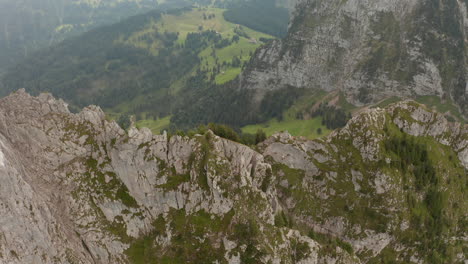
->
0;90;466;263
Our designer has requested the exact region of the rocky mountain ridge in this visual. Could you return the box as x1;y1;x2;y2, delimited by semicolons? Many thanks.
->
0;89;466;263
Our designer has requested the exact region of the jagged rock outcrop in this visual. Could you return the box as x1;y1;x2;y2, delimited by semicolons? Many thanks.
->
241;0;468;115
258;101;467;263
0;90;466;263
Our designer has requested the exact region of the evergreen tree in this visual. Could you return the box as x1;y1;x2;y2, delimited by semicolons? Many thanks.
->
255;129;267;144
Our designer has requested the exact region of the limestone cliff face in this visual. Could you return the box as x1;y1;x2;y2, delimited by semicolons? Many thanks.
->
0;90;466;263
242;0;468;114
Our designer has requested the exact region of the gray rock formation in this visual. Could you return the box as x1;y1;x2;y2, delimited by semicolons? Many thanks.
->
0;90;466;263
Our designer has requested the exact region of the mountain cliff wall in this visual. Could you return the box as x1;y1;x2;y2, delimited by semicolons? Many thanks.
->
242;0;468;115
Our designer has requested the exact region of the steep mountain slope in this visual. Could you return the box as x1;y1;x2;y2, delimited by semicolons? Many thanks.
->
240;0;468;115
0;90;466;263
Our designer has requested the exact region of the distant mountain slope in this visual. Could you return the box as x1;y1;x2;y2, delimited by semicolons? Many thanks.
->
0;90;466;263
0;7;273;120
0;0;191;72
4;0;466;136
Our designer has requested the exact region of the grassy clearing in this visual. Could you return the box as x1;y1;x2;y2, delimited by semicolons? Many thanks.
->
154;7;271;42
242;117;331;139
215;67;241;84
200;37;257;68
216;38;253;59
136;116;171;134
157;8;228;42
241;90;352;139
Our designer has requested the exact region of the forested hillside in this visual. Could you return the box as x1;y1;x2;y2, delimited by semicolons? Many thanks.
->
1;7;274;125
0;0;191;72
223;0;289;37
